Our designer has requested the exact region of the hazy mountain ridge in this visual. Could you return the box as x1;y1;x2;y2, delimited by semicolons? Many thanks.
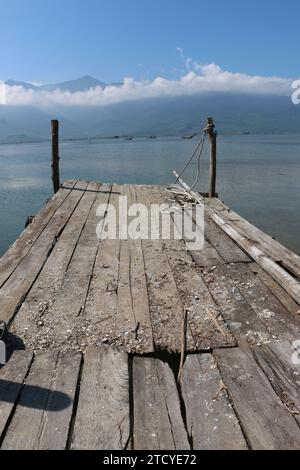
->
1;91;300;143
5;75;109;92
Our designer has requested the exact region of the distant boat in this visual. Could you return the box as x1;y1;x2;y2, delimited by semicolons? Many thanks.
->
182;134;195;140
125;137;133;140
149;136;157;139
113;135;120;139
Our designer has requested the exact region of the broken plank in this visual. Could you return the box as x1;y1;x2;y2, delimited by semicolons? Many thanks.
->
214;347;300;450
181;354;248;450
1;351;81;450
0;351;33;442
133;357;190;450
71;346;130;450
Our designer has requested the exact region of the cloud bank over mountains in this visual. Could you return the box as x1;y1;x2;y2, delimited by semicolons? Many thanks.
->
0;61;294;108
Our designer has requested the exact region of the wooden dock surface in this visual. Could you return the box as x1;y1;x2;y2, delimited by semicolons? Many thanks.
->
1;181;300;449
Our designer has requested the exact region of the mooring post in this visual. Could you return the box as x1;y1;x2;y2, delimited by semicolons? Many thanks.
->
51;119;60;193
206;117;217;198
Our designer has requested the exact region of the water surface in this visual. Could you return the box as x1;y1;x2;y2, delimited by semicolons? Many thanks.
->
0;135;299;256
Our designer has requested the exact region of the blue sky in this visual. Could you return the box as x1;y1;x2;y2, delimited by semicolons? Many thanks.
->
1;0;299;83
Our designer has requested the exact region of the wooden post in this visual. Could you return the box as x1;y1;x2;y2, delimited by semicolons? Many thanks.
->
206;117;217;198
51;120;60;193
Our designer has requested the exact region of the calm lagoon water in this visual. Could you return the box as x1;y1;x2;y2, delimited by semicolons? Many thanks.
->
0;135;299;256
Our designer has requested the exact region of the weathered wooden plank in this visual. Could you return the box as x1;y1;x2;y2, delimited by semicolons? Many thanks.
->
50;182;108;313
137;185;234;351
172;200;246;267
165;242;235;350
214;347;300;449
171;187;300;305
181;354;248;450
143;239;190;351
168;191;249;265
0;180;88;326
223;263;300;341
133;357;190;450
202;263;300;344
0;351;33;441
115;185;154;353
167;198;225;268
83;184;122;347
158;180;300;305
10;181;103;350
205;197;232;213
18;183;111;352
136;186;194;352
201;265;272;346
252;341;300;426
204;216;250;264
0;180;77;289
1;351;81;450
37;352;82;450
207;208;300;305
72;346;130;450
206;198;300;278
250;264;300;316
190;243;225;267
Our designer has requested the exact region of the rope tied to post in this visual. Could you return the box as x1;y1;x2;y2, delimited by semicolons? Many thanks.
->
168;117;217;202
174;122;209;185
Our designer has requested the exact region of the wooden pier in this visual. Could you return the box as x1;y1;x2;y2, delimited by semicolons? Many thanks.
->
1;180;300;450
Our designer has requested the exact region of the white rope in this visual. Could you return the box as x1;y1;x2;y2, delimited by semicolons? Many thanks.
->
174;122;211;192
189;132;207;191
174;134;205;184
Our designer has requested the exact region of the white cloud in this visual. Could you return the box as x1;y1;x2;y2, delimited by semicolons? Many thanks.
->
1;62;294;108
0;81;6;104
28;81;46;86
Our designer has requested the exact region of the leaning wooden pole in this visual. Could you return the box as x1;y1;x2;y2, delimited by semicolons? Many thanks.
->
173;170;300;306
206;117;217;198
51;120;60;193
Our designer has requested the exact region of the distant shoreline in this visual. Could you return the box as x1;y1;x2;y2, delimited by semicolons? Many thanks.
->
1;132;300;146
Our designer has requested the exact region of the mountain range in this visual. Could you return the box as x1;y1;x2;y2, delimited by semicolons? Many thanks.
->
5;75;121;93
1;76;300;142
